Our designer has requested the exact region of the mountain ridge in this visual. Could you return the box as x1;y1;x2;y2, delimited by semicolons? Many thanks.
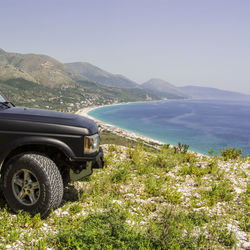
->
1;48;249;105
0;48;86;87
0;49;158;111
66;62;139;89
141;78;188;99
179;85;250;101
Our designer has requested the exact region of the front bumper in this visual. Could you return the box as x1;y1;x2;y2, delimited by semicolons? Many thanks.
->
69;147;104;182
92;147;104;169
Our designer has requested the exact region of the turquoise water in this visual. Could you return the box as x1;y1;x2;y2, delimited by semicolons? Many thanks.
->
89;100;250;156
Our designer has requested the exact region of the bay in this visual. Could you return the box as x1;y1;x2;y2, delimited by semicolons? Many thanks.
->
88;100;250;156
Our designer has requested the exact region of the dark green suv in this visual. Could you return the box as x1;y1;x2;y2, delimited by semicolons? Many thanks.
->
0;92;103;217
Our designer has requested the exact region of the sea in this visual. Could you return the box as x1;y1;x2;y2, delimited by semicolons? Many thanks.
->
88;99;250;156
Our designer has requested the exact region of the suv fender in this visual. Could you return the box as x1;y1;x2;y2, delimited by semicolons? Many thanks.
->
0;136;76;167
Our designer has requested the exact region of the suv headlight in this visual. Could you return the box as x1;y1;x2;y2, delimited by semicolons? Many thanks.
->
84;134;100;154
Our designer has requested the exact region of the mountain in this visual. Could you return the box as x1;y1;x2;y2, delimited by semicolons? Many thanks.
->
0;49;159;111
140;78;250;101
141;78;187;99
66;62;138;89
0;48;84;87
0;77;157;112
179;86;250;101
2;48;248;111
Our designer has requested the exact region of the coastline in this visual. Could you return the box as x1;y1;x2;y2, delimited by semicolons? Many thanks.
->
76;103;204;157
76;104;165;147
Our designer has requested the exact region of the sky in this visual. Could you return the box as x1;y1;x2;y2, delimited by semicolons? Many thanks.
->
0;0;250;93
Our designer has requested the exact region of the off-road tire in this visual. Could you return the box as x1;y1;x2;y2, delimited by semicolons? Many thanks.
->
1;153;63;218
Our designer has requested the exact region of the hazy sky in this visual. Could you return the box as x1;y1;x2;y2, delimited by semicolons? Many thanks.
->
1;0;250;93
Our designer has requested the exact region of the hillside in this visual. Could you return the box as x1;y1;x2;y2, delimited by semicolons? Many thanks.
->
0;49;83;87
1;48;249;109
0;134;249;249
66;62;138;89
0;49;159;110
142;78;188;99
180;86;250;101
0;78;157;112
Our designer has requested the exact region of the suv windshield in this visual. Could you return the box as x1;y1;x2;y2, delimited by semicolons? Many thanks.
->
0;93;6;102
0;93;12;110
0;95;5;102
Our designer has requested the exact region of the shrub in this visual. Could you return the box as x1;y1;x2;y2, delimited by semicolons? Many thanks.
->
174;142;189;154
218;228;237;247
69;204;82;214
187;211;209;226
202;181;235;206
163;186;182;205
148;207;207;249
179;163;210;178
111;166;129;184
51;210;154;249
220;147;242;161
108;144;118;153
151;153;177;172
209;147;214;156
144;176;164;196
162;144;170;149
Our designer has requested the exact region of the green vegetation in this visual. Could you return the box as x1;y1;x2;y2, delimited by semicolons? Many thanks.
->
201;181;235;206
220;147;243;161
0;78;157;112
174;142;190;154
0;135;249;248
101;130;136;146
100;130;159;151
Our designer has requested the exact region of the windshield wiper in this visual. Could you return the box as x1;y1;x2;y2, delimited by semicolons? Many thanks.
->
5;101;14;106
3;101;14;107
0;102;13;109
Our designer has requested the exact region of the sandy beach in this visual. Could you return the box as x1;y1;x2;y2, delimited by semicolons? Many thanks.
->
76;105;165;147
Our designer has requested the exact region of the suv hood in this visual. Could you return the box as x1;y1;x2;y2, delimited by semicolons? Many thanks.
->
1;107;98;134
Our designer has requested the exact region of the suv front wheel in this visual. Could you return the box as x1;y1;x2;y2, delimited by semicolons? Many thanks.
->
1;153;63;218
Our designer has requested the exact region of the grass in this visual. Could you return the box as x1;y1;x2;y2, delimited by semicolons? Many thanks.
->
100;129;159;152
201;181;235;206
100;130;138;147
51;209;155;249
0;134;249;249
